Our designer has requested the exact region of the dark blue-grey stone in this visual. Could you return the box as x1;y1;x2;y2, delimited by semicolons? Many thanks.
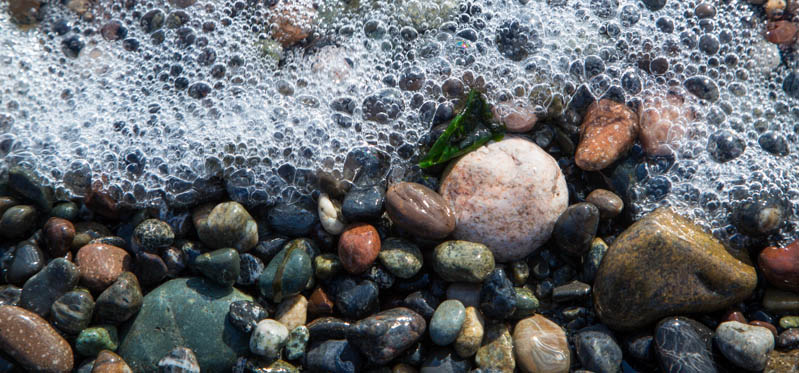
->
361;264;394;290
50;288;95;335
479;269;516;319
552;280;592;302
8;167;53;213
258;241;312;303
552;202;600;256
0;205;37;239
305;339;362;373
346;307;426;364
267;199;317;237
683;76;718;102
654;318;718;373
228;300;268;334
342;185;385;222
0;285;21;306
307;317;351;342
118;277;252;372
19;258;79;317
421;348;471;373
336;279;379;319
253;236;289;263
575;325;623;373
430;300;466;346
624;331;654;362
6;241;45;286
236;253;264;286
403;290;439;319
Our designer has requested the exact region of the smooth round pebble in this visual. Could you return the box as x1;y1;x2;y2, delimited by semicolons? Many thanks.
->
430;300;466;346
250;319;289;360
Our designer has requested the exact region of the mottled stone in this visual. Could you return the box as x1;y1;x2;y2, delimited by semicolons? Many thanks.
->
475;322;515;372
765;349;799;373
118;277;252;372
250;319;289;359
51;288;94;334
430;299;466;346
258;241;313;303
268;0;316;47
0;305;74;372
781;316;799;329
512;287;539;319
285;326;309;361
157;347;199;373
654;318;717;373
492;100;538;132
582;238;608;283
386;182;455;239
347;307;426;364
594;208;757;330
95;272;142;324
275;294;307;331
318;193;346;235
379;238;423;279
338;223;380;274
342;185;385;222
133;219;174;252
575;99;639;171
454;306;484;358
77;325;119;357
92;350;132;373
574;325;622;373
439;137;568;262
479;268;516;320
714;321;774;371
433;241;495;283
228;300;269;334
336;278;379;319
778;328;799;349
193;202;258;252
585;189;624;219
76;244;133;293
305;339;362;373
193;248;240;287
19;257;79;317
513;315;570;373
44;217;76;257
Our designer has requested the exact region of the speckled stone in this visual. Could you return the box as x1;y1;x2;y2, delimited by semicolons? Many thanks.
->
0;305;74;372
228;300;268;334
512;287;539;319
19;257;79;317
386;182;455;239
454;306;484;358
475;322;515;372
654;317;716;373
237;253;264;286
305;339;362;373
594;207;757;330
157;346;199;373
193;248;240;287
76;325;119;357
118;277;252;372
338;223;381;274
92;350;132;373
250;319;289;360
440;137;568;262
513;315;570;373
347;307;426;364
430;300;466;346
275;294;307;331
94;272;142;324
258;241;313;303
133;219;175;252
193;202;258;252
585;189;624;219
765;349;799;373
433;241;495;283
44;217;76;257
574;325;622;373
479;268;516;320
714;321;774;371
76;243;133;293
379;238;423;279
285;326;309;361
780;316;799;329
575;99;639;171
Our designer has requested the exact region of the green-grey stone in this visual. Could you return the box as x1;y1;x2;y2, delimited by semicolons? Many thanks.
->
510;260;530;286
780;316;799;329
95;272;143;324
512;287;540;319
118;277;252;372
285;326;309;361
378;238;423;279
8;167;53;212
76;325;119;356
259;243;312;303
433;241;495;283
314;253;342;280
0;196;19;217
51;201;79;221
0;205;37;238
430;299;466;346
193;248;241;287
582;237;608;283
50;288;95;334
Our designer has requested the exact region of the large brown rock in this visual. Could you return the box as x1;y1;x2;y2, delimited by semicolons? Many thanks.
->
574;99;639;171
0;305;74;372
593;207;757;331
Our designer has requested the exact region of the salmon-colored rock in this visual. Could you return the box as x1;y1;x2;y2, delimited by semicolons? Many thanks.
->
0;305;74;372
268;0;316;47
338;223;381;274
639;92;694;156
76;243;134;293
492;101;538;133
575;99;639;171
759;240;799;291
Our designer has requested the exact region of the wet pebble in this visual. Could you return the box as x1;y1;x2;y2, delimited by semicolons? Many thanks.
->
259;240;312;303
305;339;362;373
237;253;264;286
136;251;168;287
474;322;515;371
479;268;516;320
250;319;289;360
654;317;716;373
0;205;37;238
759;239;799;291
51;288;95;335
338;223;380;274
386;182;455;239
575;99;639;171
714;321;774;371
285;326;309;361
318;193;345;235
76;325;119;357
433;241;495;283
574;325;622;373
267;199;318;237
430;300;466;346
552;203;600;256
585;189;623;219
379;238;423;279
275;294;307;331
91;350;132;373
777;328;799;349
44;217;76;257
228;300;269;334
6;241;45;285
336;278;379;319
0;305;74;372
513;315;570;373
346;307;426;364
157;346;200;373
94;272;143;324
133;219;175;252
76;244;133;293
193;202;258;251
0;285;21;306
342;185;385;222
193;248;240;287
19;257;79;317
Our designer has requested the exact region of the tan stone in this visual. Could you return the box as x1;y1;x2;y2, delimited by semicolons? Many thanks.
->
575;99;638;171
513;315;570;373
276;294;308;331
765;349;799;373
475;322;515;372
454;306;484;358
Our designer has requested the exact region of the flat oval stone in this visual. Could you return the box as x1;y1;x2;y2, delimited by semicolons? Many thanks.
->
157;346;200;373
8;167;53;213
76;243;133;293
379;238;423;279
193;202;258;252
585;189;624;219
654;318;717;373
714;321;774;371
193;248;240;287
440;137;568;262
305;339;362;373
575;99;639;171
386;182;455;239
258;240;313;303
118;277;252;372
44;217;76;257
552;202;600;256
338;223;380;274
454;306;484;358
50;288;95;334
95;272;142;324
19;257;79;317
0;305;74;372
513;315;570;373
346;307;426;365
574;325;622;373
250;319;289;360
430;299;466;346
0;205;37;238
433;241;495;283
593;207;757;330
475;322;515;372
6;241;45;285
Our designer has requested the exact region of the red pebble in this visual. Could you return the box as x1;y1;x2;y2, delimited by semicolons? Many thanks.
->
759;240;799;291
337;223;380;274
750;320;778;338
722;310;747;324
766;20;798;44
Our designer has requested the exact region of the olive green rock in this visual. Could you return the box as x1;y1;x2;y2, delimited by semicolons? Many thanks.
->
764;288;799;313
433;241;495;283
258;241;313;303
314;253;342;280
475;322;515;372
593;207;757;331
117;277;252;372
76;325;118;356
378;238;423;279
780;316;799;329
193;248;240;287
512;287;539;319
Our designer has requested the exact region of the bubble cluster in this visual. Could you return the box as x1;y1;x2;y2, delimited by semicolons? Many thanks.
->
1;0;798;245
